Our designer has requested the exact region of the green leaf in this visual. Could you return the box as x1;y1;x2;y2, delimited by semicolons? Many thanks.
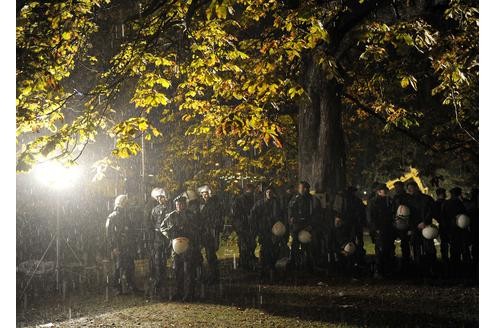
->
402;34;414;46
452;68;465;83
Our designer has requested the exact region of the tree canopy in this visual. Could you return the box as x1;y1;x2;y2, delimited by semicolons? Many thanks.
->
16;0;478;192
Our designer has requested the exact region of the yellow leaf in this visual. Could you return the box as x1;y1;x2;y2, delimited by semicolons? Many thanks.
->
216;4;227;19
157;78;171;88
62;32;72;40
138;121;148;131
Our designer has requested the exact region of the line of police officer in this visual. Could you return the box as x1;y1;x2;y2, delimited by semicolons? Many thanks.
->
105;180;478;301
368;181;477;279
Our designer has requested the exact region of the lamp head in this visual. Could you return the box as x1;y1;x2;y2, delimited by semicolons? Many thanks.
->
35;161;81;190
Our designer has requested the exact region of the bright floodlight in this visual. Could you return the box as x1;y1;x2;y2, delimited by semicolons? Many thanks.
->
35;161;81;190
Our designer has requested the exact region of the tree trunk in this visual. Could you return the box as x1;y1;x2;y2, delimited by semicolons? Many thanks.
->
298;54;346;197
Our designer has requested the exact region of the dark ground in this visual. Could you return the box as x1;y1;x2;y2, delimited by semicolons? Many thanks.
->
17;261;478;328
16;234;478;327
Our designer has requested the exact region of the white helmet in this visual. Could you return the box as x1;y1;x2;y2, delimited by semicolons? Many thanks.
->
172;237;190;254
343;242;356;255
422;225;439;240
271;221;286;237
151;188;167;201
394;217;409;231
456;214;470;229
114;194;128;208
396;205;410;218
198;185;212;195
298;230;312;244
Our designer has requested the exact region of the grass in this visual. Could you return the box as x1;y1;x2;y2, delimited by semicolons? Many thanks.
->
17;232;472;328
216;232;441;261
18;273;478;328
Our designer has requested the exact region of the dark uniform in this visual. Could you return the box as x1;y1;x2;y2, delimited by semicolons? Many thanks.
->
199;195;223;284
336;189;366;255
433;189;447;262
160;207;202;301
391;188;413;265
367;192;395;277
282;187;295;224
149;201;171;297
332;188;366;271
441;189;471;276
250;195;285;272
288;192;321;271
105;204;136;293
408;189;436;275
232;189;257;270
465;188;478;275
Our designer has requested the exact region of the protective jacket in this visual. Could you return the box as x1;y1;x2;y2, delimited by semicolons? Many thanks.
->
106;206;134;252
441;198;466;233
250;197;284;237
199;196;224;237
408;193;435;226
367;196;394;233
288;193;320;231
150;203;171;247
160;210;200;247
232;191;256;232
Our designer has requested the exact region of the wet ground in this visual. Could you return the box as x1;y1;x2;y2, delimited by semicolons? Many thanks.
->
17;269;478;328
17;234;478;327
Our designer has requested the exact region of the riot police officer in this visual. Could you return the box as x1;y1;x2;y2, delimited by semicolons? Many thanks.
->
149;188;171;298
105;194;137;294
367;184;395;279
406;181;436;277
441;187;471;277
282;185;296;222
433;188;448;263
465;188;478;276
250;186;285;276
288;181;321;272
198;185;223;284
332;186;366;274
160;196;202;302
232;183;257;271
391;181;413;270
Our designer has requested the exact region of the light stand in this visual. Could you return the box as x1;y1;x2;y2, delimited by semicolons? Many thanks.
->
56;195;61;291
19;161;83;300
53;193;84;293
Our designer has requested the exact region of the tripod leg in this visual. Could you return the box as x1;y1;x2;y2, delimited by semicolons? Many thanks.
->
64;239;83;265
19;234;56;301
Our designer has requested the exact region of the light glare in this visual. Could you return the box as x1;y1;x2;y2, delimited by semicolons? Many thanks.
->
35;161;81;190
